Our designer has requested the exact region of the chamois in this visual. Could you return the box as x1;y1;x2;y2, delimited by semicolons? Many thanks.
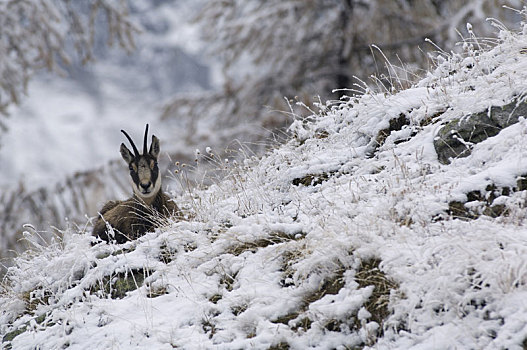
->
92;124;180;243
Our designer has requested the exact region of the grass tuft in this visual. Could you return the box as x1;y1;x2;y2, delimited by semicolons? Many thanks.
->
355;258;397;332
226;231;303;256
268;342;290;350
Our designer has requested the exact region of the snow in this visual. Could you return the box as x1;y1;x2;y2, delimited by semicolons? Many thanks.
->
4;12;527;350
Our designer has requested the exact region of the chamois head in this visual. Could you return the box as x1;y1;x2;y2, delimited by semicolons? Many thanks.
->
120;124;161;200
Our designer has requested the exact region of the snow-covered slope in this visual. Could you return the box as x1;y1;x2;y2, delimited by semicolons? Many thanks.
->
3;24;527;349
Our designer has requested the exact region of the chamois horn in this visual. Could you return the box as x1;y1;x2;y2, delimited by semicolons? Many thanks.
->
143;124;149;155
121;129;139;157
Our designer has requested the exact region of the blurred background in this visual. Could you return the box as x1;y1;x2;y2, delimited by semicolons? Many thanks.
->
0;0;523;270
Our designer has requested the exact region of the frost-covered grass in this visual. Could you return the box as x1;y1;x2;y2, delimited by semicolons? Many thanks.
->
4;21;527;350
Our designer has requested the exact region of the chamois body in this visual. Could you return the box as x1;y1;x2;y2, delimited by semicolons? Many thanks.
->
92;125;180;243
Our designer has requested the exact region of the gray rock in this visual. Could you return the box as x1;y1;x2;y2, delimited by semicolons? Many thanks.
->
434;99;527;164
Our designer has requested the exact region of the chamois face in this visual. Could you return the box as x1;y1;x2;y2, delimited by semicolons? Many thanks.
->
120;125;161;199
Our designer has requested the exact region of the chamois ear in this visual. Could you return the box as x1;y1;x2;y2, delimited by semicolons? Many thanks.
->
120;143;134;164
149;135;160;158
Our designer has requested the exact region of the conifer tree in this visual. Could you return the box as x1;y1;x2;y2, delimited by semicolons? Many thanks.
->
0;0;136;117
163;0;521;147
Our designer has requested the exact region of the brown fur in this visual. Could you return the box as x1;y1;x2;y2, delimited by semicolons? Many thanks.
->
93;190;180;243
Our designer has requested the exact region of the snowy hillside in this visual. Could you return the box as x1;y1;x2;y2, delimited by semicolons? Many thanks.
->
3;22;527;349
